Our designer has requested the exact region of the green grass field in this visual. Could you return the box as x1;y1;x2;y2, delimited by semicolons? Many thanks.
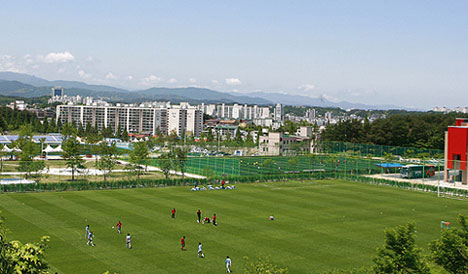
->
0;179;465;273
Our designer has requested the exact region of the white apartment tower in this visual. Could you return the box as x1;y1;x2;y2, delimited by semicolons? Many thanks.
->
57;104;202;136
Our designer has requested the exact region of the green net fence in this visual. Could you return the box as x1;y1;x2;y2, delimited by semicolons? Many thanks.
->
146;154;448;179
317;141;444;159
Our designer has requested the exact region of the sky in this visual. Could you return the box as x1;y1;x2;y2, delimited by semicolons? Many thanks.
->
0;0;467;109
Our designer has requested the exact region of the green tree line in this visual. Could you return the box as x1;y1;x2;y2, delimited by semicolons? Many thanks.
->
321;113;468;150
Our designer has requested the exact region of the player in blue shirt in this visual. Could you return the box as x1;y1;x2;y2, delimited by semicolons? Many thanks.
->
85;225;90;239
87;231;95;246
225;256;232;273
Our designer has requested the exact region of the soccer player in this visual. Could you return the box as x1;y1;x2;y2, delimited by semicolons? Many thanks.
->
221;180;225;189
172;208;176;218
203;217;210;224
198;242;204;258
126;233;132;249
212;213;217;226
116;221;122;234
181;236;186;251
87;231;95;246
197;209;201;223
225;256;232;273
85;224;90;239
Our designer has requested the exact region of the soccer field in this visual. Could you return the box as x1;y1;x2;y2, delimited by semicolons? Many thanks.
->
0;180;465;273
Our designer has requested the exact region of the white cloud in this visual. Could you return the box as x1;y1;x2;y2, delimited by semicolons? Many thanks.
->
298;84;315;91
38;51;75;63
105;72;116;80
167;78;177;84
127;75;133;80
0;55;22;72
189;78;197;84
211;80;219;84
140;74;162;86
225;78;242;85
78;70;91;79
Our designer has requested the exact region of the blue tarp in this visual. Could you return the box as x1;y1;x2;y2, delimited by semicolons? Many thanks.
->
376;163;404;168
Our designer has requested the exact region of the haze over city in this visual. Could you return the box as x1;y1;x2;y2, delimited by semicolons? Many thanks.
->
1;0;467;109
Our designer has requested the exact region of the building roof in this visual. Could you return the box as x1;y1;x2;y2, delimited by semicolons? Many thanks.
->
0;135;63;144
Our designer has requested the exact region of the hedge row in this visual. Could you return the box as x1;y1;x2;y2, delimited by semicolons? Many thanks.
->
2;171;468;198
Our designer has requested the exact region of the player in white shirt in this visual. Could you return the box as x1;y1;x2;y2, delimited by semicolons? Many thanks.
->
126;233;132;249
87;231;95;246
85;225;90;239
225;256;232;273
198;242;204;258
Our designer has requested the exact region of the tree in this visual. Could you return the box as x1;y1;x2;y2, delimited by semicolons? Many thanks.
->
0;212;50;274
243;256;289;274
14;125;44;179
61;123;77;140
372;223;429;273
129;141;149;179
234;128;243;145
96;142;117;182
61;135;84;181
121;128;129;142
430;214;468;274
207;128;214;142
158;152;173;179
245;130;254;146
174;147;188;177
77;123;85;137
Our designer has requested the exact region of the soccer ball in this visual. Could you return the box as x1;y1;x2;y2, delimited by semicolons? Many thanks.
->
112;226;115;229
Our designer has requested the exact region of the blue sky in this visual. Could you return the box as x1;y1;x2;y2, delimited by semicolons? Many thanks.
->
1;1;467;109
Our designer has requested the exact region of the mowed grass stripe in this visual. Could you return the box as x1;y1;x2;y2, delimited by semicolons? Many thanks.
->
112;188;311;268
73;189;244;273
68;191;201;273
153;184;379;270
1;180;468;273
6;193;156;274
0;194;117;274
36;191;178;274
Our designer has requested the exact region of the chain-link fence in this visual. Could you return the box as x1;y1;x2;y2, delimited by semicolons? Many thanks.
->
317;141;444;159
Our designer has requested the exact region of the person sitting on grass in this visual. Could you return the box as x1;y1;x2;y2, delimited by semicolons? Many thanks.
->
203;217;210;224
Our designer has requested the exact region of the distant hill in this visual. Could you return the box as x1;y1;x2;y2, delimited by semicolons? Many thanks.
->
0;71;128;93
0;71;413;110
0;80;35;92
0;72;273;105
242;91;409;110
137;87;271;104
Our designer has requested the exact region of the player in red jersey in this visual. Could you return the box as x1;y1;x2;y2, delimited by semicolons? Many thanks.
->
212;213;217;226
181;236;186;250
197;209;201;223
171;208;176;218
116;221;122;234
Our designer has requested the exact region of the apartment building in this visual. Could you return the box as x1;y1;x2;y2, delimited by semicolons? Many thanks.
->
258;132;312;156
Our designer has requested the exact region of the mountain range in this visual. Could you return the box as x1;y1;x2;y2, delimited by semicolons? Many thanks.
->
0;71;407;110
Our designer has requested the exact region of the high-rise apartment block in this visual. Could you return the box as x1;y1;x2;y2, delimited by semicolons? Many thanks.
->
56;104;202;136
52;87;64;97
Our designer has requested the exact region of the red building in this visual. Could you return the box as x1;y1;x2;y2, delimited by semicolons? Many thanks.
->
445;118;468;184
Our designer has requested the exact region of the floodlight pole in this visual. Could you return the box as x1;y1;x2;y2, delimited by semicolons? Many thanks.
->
436;160;440;197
